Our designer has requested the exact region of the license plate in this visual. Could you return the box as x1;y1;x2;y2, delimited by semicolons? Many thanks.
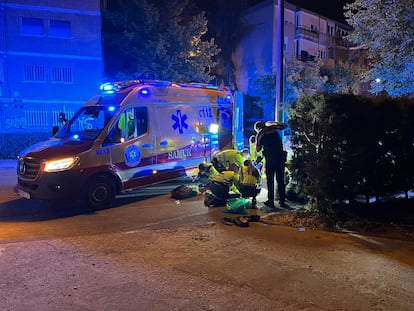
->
18;189;31;199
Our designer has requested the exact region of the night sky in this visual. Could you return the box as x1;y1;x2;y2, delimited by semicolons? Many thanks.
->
247;0;350;23
284;0;350;22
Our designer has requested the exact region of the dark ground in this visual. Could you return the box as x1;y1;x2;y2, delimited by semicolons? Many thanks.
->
267;199;414;242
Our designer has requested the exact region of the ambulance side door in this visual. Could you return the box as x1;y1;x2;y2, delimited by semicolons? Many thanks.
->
104;106;155;188
154;103;205;172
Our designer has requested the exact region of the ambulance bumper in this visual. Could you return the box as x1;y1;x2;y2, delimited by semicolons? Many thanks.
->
16;172;85;201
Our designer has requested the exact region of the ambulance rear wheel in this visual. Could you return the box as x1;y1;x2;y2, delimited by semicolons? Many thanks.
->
85;176;116;209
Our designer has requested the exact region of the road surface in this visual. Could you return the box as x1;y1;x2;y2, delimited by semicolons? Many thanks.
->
1;160;414;310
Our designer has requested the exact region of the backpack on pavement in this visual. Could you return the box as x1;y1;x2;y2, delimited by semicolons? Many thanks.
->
170;185;197;200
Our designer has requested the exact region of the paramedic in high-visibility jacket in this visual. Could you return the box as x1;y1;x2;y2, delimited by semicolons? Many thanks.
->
239;159;261;208
211;149;248;173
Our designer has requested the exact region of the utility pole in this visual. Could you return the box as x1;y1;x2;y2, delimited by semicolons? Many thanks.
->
275;0;284;121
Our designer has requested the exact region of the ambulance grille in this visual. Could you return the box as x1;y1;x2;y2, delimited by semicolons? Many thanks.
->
17;158;41;180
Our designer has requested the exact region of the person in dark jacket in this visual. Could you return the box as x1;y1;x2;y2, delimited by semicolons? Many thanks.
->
52;112;68;136
255;121;287;208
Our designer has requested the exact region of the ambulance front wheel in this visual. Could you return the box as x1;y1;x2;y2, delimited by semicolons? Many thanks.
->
85;176;116;209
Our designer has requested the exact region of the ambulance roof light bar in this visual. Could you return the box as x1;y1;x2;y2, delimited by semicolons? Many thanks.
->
186;82;228;92
100;80;230;94
100;80;144;93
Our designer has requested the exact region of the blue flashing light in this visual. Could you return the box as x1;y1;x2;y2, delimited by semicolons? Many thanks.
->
189;83;203;88
100;82;115;92
140;88;150;96
206;85;218;90
108;106;115;112
225;94;232;101
73;134;79;139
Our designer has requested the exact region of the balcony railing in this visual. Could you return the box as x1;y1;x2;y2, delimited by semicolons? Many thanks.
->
295;26;319;42
296;26;350;49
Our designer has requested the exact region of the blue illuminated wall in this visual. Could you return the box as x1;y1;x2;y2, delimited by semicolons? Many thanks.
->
0;0;104;133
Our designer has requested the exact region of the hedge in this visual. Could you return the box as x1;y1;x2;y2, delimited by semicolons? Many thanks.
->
287;94;414;213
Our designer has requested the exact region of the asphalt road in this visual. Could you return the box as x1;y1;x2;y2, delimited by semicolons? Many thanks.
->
1;160;414;311
0;159;220;239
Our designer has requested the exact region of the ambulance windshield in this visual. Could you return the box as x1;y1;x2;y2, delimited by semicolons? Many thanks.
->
54;106;118;140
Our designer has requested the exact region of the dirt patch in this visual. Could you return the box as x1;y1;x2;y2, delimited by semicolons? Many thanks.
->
265;201;414;241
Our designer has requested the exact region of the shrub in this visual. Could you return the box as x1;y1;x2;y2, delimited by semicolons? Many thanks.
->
0;132;51;159
287;94;414;214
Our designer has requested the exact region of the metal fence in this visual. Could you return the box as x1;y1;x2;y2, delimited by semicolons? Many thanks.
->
0;102;78;133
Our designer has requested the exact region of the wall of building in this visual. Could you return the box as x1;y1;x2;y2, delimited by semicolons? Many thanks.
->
0;0;103;133
234;0;352;97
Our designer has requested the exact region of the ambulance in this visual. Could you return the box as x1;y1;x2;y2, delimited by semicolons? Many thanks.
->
16;80;244;208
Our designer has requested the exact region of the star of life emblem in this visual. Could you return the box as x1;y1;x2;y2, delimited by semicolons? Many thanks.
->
171;110;188;134
124;145;141;167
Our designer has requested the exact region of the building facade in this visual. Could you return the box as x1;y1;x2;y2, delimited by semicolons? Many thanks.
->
295;6;350;64
234;0;352;96
0;0;103;133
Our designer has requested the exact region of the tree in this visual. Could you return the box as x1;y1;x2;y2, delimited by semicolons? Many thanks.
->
285;59;328;102
286;94;335;212
253;59;327;118
320;61;363;95
344;0;414;97
202;0;249;88
103;0;220;83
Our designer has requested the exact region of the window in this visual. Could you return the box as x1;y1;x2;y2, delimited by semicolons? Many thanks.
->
24;65;46;82
51;66;73;83
123;107;148;140
49;20;71;38
126;108;136;139
135;107;148;137
105;107;148;145
21;17;44;36
300;51;315;62
66;106;111;140
300;50;309;61
112;107;149;142
318;50;326;60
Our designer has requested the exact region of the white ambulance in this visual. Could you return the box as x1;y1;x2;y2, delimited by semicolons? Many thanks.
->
16;80;244;208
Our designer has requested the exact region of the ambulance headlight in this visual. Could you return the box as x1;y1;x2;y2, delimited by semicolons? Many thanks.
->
44;157;79;172
209;123;219;134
